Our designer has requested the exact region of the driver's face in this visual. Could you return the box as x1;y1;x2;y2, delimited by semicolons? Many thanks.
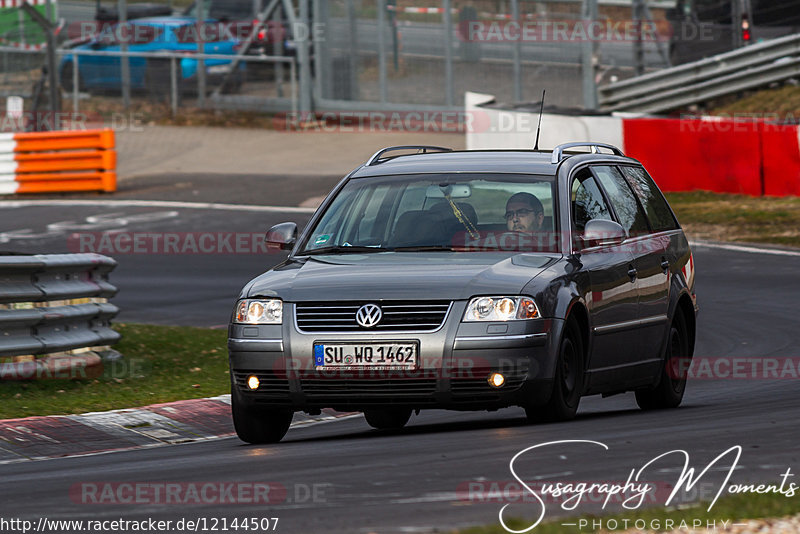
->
506;201;544;233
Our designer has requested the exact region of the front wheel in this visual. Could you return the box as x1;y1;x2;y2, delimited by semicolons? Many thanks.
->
364;408;412;430
526;319;585;423
635;310;689;410
231;388;293;444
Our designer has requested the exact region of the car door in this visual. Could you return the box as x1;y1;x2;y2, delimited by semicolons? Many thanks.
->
619;165;681;373
570;168;640;390
590;165;656;381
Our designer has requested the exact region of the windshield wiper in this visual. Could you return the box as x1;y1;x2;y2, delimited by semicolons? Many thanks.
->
392;245;456;252
300;245;393;256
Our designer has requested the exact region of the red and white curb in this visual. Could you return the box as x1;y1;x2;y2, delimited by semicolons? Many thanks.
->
0;395;357;464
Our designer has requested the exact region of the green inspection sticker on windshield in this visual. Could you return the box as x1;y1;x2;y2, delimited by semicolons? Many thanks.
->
314;235;331;245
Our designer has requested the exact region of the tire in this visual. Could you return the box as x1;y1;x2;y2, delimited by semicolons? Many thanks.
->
526;319;585;423
231;385;293;444
364;408;412;430
635;310;689;410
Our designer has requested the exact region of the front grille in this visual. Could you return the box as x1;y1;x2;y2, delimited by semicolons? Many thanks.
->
295;301;451;332
300;376;438;403
233;371;290;396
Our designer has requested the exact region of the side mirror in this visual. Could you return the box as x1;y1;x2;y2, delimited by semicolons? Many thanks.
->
582;219;626;249
265;222;298;251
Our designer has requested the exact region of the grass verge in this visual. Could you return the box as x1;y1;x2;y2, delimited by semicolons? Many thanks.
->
664;191;800;248
0;324;229;420
456;489;800;533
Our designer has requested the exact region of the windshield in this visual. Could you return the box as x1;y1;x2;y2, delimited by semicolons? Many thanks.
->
297;174;559;255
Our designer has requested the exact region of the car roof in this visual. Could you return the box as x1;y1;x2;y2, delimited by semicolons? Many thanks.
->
351;150;559;178
350;147;643;180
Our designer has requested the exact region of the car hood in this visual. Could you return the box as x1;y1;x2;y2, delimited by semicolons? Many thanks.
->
245;252;559;301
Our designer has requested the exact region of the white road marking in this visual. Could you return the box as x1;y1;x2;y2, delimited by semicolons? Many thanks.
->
0;199;317;214
391;492;460;504
690;240;800;258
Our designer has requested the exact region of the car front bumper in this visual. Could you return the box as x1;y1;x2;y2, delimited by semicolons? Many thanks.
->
228;302;563;412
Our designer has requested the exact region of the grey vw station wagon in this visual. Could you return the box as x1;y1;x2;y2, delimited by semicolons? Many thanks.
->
228;143;698;443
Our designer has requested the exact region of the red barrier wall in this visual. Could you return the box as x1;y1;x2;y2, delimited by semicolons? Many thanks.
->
761;124;800;197
622;118;762;196
622;118;800;197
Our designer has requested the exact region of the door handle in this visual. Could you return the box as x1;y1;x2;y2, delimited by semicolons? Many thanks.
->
627;267;637;280
661;260;670;272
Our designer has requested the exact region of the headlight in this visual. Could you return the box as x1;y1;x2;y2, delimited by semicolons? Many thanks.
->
235;299;283;324
463;296;540;322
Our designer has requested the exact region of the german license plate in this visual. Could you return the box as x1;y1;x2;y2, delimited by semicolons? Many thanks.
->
314;342;418;369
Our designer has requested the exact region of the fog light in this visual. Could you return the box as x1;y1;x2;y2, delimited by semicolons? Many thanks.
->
488;372;505;388
247;375;260;390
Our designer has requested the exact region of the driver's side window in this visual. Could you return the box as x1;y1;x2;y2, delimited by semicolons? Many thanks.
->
571;170;612;232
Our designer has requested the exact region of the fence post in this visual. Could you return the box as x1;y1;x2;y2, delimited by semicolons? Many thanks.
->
633;0;645;76
170;56;178;117
377;0;388;103
313;0;329;101
511;0;522;102
443;0;454;107
118;0;131;110
581;0;599;110
274;5;285;98
196;0;207;107
73;54;80;113
346;0;359;100
18;2;60;125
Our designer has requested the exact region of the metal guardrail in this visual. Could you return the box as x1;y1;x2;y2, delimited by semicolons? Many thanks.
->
0;253;120;379
599;33;800;114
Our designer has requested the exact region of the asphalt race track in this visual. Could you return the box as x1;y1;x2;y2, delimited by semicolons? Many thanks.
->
1;196;799;533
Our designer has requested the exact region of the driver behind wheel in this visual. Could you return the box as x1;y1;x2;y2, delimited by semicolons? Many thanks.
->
505;192;545;233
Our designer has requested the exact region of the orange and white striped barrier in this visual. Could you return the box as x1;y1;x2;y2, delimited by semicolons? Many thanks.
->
0;129;117;195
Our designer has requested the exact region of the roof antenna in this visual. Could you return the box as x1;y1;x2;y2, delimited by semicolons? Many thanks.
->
533;89;546;151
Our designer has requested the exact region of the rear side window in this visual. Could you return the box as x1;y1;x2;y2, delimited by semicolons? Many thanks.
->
620;166;679;232
592;166;650;237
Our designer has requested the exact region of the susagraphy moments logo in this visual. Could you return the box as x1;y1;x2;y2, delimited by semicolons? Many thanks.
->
489;440;796;533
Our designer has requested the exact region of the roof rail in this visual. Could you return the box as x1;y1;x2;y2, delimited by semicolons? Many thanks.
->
551;142;624;164
366;145;453;166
